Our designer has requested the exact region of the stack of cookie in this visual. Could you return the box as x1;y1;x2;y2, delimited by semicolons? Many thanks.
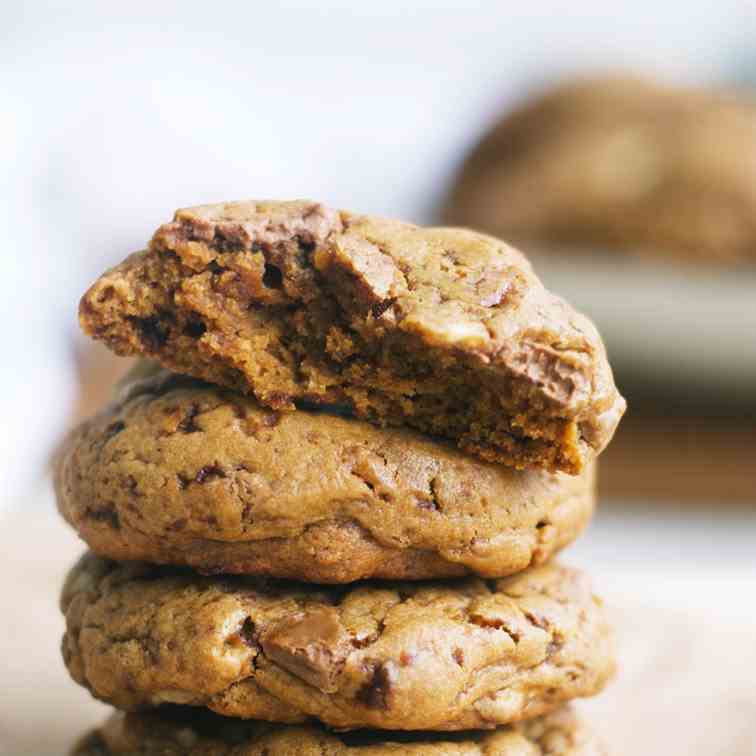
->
56;201;625;755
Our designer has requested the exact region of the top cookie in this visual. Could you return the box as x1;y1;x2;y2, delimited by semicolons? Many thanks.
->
444;75;756;264
79;201;624;474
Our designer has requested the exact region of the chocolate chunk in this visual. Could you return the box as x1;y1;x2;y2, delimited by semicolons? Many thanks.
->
357;661;397;710
260;607;350;693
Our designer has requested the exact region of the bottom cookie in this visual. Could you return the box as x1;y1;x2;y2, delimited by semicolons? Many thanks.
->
71;706;606;755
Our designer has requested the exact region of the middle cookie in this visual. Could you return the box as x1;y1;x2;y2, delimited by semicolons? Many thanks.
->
56;368;594;583
61;554;614;731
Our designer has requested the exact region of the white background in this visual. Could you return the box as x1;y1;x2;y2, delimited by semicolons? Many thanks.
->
4;0;756;506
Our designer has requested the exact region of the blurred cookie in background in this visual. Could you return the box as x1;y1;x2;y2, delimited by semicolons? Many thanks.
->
443;74;756;264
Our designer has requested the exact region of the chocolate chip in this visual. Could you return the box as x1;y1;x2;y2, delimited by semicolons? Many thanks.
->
262;263;283;289
239;617;258;649
260;609;349;693
86;508;120;530
357;662;396;710
417;476;442;511
128;315;169;351
194;465;226;484
183;319;207;339
370;297;396;319
296;236;316;255
351;634;376;650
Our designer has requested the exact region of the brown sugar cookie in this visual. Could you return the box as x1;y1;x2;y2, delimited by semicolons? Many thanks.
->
444;75;756;264
71;705;606;755
78;200;624;474
61;554;614;731
55;367;595;583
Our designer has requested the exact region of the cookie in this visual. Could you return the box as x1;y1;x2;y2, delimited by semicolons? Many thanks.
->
55;367;595;583
444;75;756;264
71;706;606;755
78;200;624;474
61;554;613;731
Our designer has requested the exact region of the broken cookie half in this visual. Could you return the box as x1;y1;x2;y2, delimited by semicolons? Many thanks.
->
79;200;625;474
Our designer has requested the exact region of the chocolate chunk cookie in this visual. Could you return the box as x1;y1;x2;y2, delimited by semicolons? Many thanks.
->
61;554;614;731
78;200;624;474
444;75;756;264
71;706;606;755
55;367;595;583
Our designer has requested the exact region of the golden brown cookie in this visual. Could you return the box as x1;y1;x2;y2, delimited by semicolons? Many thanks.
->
61;554;614;731
71;706;606;755
78;200;624;474
444;75;756;264
55;367;595;583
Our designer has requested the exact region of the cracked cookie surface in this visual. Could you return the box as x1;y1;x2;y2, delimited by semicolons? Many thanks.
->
71;705;606;755
61;554;614;731
79;200;624;474
55;366;595;583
